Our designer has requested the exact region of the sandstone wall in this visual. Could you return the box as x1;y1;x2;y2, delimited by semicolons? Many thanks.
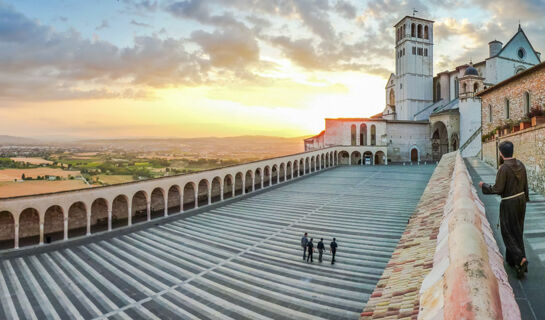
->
482;124;545;196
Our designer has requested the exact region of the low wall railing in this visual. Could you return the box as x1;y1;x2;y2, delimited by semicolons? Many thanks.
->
418;152;520;319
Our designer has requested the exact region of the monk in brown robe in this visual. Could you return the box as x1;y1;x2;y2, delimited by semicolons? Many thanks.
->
479;141;529;278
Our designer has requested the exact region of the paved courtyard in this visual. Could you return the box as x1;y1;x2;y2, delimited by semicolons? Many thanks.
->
0;165;435;320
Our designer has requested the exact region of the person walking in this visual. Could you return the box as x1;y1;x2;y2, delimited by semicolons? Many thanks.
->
301;232;308;260
479;141;529;278
306;238;314;263
317;238;325;262
330;238;338;265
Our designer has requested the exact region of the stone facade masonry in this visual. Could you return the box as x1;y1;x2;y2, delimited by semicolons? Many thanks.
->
481;64;545;136
482;123;545;196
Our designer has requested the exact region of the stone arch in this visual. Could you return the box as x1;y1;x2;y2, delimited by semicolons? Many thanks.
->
0;211;15;249
375;151;386;165
286;161;292;180
524;91;531;114
305;158;310;174
411;23;415;37
279;163;285;182
417;24;422;38
321;154;325;169
254;168;262;190
463;82;467;94
310;156;315;172
90;198;108;234
360;124;367;146
167;185;181;214
350;151;361;165
211;177;222;203
183;182;197;210
272;165;278;185
299;159;304;176
334;151;338;165
43;205;64;243
293;160;299;178
150;187;165;219
473;82;479;93
68;201;87;238
431;121;449;161
132;191;148;224
410;146;420;162
245;170;253;193
223;174;233;199
197;179;209;207
111;195;129;229
351;124;357;145
371;125;376;146
19;208;40;247
263;167;271;187
363;151;373;165
338;151;350;165
235;172;244;195
424;25;429;39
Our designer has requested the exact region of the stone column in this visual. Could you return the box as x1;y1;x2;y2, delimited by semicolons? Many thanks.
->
180;190;184;213
194;189;199;208
107;209;112;231
63;217;68;240
14;223;19;249
86;207;91;235
128;203;132;226
252;177;255;191
242;180;246;195
164;193;168;216
260;176;264;189
220;185;224;201
146;200;151;221
39;222;44;245
361;152;364;166
231;186;235;198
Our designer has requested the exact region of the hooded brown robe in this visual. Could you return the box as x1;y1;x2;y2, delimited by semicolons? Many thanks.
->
482;158;529;267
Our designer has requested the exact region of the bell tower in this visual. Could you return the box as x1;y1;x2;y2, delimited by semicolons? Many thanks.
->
393;16;434;120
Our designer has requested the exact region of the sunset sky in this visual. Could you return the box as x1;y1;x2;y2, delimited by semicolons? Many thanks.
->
1;0;544;140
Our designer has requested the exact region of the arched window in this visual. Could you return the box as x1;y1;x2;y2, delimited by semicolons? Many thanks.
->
436;82;441;101
360;124;367;146
505;99;510;119
370;125;376;146
424;25;429;39
454;77;459;98
417;24;422;38
463;83;467;93
401;25;405;38
350;124;356;146
389;89;395;106
489;105;493;123
524;92;530;115
411;23;415;37
473;83;479;92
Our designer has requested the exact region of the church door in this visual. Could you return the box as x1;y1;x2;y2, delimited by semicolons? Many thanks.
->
411;148;418;162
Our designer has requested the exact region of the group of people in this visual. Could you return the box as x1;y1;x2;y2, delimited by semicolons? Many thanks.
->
300;232;338;264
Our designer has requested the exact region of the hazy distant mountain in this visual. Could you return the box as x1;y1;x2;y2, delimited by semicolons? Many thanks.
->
0;135;42;145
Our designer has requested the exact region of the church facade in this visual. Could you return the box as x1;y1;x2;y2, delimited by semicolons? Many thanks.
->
305;15;541;163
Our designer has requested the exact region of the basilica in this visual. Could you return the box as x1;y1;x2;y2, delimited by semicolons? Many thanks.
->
304;15;541;163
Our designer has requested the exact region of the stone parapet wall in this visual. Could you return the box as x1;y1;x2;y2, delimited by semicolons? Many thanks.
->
360;152;456;319
482;124;545;196
418;153;519;319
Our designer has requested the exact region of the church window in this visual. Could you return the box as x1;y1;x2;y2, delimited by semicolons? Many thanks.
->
411;23;415;37
424;49;428;56
402;24;406;38
489;105;492;122
370;125;376;146
462;83;467;93
454;78;459;98
436;83;441;101
518;48;525;59
524;92;530;114
351;125;356;146
403;48;405;55
412;47;416;55
424;26;429;39
417;48;423;55
505;99;510;119
473;83;479;92
417;24;422;38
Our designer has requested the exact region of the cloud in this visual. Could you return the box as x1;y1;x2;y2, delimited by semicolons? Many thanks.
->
95;19;109;30
335;0;357;19
130;19;152;28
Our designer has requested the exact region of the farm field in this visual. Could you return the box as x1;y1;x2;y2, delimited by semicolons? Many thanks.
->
96;174;134;185
0;180;90;198
9;157;53;165
0;168;81;181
